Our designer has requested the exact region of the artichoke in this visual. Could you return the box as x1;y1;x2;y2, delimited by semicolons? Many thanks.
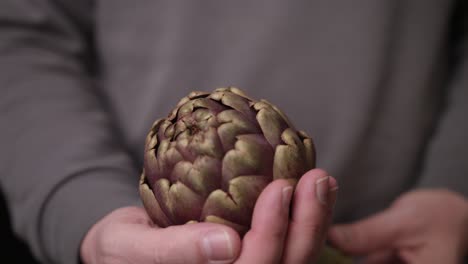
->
139;87;352;263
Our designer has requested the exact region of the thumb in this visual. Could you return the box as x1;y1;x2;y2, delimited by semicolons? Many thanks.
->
130;222;241;264
328;208;401;254
82;207;241;264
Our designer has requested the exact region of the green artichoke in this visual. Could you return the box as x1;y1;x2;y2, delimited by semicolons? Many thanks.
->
139;87;352;263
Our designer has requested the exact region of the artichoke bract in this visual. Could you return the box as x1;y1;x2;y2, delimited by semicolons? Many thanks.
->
139;87;315;234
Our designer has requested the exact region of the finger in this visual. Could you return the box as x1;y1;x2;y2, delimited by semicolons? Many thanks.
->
328;208;401;254
282;169;338;263
398;239;462;264
153;224;241;264
236;179;293;264
103;208;241;264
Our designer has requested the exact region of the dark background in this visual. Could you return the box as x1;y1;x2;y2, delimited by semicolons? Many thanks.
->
1;191;39;263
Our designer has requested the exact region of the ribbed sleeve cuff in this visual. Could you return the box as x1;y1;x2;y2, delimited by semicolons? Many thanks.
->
417;175;468;198
40;169;141;263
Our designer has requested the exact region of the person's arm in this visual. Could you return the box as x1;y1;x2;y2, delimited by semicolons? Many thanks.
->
0;1;139;262
0;2;340;264
416;0;468;197
329;3;468;262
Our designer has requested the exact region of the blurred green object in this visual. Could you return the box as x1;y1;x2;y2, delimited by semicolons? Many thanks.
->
316;245;354;264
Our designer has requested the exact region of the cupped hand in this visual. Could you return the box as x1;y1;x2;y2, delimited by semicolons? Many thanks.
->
328;189;468;264
80;169;338;264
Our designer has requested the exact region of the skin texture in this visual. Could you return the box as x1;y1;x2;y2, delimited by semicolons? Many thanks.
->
80;169;338;264
329;190;468;264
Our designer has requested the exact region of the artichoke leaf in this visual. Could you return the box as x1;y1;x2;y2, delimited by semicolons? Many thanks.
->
254;101;290;148
139;173;172;227
273;128;308;180
153;179;205;225
201;189;248;226
217;109;261;151
173;156;221;197
210;89;257;121
222;134;273;187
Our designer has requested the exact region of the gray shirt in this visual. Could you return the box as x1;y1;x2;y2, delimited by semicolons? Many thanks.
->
1;0;467;263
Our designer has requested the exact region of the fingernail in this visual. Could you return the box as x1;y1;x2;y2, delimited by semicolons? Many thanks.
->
202;230;234;263
282;186;293;212
315;176;329;205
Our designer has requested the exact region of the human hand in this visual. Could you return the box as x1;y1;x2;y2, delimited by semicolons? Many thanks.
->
80;169;338;264
328;189;468;264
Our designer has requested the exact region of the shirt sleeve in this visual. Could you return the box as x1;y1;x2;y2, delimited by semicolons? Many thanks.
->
0;1;140;263
417;0;468;196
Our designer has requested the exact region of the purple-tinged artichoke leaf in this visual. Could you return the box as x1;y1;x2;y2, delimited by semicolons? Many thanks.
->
217;110;261;151
168;96;189;121
177;100;196;119
195;112;218;131
143;149;159;184
191;108;212;124
187;91;210;100
153;179;204;225
188;127;224;159
140;87;317;239
173;156;221;197
173;120;188;139
254;101;289;148
157;120;172;141
156;139;169;158
225;87;256;102
164;123;175;138
174;95;190;108
157;145;184;179
222;134;273;187
139;173;172;227
192;97;226;114
169;160;191;183
228;175;270;216
259;99;296;130
210;90;257;122
149;118;165;134
201;189;248;226
299;130;316;170
273;128;308;180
